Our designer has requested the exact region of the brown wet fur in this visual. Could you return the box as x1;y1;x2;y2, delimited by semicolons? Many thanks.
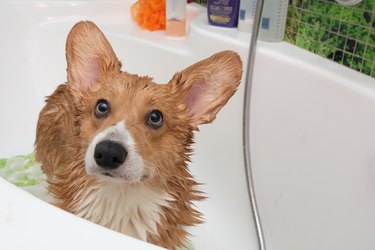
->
35;21;242;249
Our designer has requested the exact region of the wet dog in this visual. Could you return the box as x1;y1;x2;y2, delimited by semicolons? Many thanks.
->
35;21;242;249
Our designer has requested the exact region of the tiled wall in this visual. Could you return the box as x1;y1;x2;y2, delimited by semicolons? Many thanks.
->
285;0;374;77
192;0;374;78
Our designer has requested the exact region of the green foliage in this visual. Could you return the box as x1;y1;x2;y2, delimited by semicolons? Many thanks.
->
285;0;375;77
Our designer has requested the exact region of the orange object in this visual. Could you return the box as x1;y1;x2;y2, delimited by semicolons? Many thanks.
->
131;0;166;31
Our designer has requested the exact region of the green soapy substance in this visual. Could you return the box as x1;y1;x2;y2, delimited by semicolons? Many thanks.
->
0;153;48;200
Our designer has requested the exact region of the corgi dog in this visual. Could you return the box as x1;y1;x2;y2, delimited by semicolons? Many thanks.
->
35;21;242;249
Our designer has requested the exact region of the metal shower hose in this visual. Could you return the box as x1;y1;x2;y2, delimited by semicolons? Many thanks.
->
242;0;266;249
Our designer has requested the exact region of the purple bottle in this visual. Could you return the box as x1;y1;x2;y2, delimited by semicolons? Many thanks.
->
207;0;240;28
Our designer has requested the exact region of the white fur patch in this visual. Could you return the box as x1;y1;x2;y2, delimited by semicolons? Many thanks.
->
75;180;173;241
84;120;144;182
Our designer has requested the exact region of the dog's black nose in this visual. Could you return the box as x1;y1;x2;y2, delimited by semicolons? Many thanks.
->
94;140;127;169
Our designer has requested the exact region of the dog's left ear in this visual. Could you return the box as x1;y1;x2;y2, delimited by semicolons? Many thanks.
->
66;21;121;91
170;51;242;129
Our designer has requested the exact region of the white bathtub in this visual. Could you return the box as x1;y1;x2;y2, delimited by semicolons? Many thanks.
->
0;1;374;250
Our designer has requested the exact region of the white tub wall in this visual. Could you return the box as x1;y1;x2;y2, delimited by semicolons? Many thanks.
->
0;1;257;250
0;178;164;250
251;42;375;250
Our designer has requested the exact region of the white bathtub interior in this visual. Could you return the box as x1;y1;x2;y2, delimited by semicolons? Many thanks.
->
1;1;375;250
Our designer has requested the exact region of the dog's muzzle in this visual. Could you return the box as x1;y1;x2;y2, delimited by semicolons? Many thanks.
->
84;120;145;182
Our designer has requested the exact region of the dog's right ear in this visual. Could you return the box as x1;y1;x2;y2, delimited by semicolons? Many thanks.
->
66;21;121;91
169;51;242;129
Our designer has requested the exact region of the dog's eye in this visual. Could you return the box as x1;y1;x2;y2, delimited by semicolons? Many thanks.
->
146;110;163;129
95;99;110;118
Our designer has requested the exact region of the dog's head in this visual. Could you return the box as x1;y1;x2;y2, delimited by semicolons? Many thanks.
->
66;21;242;185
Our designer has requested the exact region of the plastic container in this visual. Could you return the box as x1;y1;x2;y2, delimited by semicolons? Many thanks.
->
166;0;187;37
207;0;240;28
258;0;288;41
238;0;256;33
